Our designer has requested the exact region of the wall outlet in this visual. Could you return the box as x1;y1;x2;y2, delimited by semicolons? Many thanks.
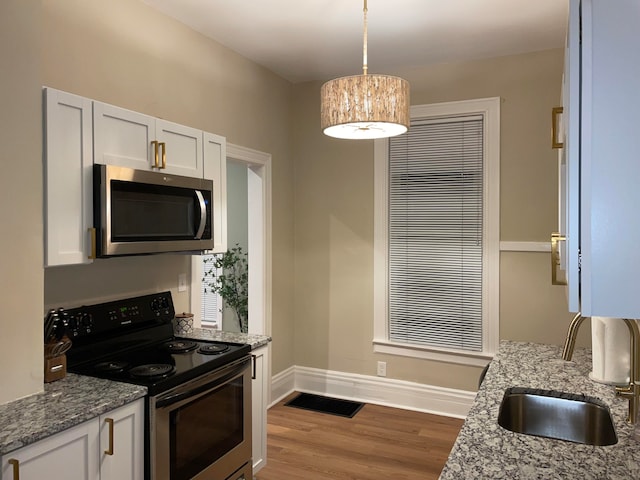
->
377;361;387;377
178;273;187;292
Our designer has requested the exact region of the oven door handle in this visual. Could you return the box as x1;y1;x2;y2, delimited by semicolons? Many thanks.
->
194;190;207;240
155;358;249;409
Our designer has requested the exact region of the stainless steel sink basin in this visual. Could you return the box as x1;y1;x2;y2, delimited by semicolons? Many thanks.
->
497;387;617;446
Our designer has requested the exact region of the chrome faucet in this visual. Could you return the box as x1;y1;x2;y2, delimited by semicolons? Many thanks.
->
561;313;640;424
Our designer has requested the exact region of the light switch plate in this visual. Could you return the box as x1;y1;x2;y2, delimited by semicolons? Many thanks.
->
178;273;187;292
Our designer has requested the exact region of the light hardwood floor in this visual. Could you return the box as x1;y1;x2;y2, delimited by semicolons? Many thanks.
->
255;393;464;480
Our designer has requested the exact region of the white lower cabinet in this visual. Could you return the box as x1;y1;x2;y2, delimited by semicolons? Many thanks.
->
1;399;143;480
99;400;144;480
1;419;99;480
251;344;270;474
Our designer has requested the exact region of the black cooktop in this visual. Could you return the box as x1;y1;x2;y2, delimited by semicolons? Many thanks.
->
62;291;250;396
69;337;250;395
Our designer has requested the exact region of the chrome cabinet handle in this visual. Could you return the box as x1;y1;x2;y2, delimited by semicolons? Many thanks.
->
104;417;114;455
551;107;564;149
551;232;567;285
8;459;19;480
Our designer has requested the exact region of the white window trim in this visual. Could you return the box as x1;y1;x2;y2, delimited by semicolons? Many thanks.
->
373;97;501;367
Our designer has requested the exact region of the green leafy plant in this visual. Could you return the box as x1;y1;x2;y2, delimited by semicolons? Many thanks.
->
202;244;248;333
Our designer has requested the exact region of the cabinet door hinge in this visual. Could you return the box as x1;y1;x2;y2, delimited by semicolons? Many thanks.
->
578;249;582;272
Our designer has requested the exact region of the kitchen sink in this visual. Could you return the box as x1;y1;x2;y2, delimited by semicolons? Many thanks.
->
497;387;617;446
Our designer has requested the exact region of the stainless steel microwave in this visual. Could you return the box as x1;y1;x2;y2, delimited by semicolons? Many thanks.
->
93;164;214;257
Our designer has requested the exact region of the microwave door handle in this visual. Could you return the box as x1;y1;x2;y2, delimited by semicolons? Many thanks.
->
194;190;207;239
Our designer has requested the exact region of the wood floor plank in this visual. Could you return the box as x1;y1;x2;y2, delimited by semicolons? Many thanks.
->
256;393;464;480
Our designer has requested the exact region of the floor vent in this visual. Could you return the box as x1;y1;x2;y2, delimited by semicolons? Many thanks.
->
285;392;365;418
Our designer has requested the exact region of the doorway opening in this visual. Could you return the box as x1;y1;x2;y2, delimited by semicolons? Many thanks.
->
190;144;271;336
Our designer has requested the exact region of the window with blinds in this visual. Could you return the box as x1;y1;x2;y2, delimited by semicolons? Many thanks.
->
387;116;484;352
201;254;222;328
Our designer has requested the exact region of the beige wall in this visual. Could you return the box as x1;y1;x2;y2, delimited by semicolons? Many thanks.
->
0;0;296;405
291;49;589;392
0;0;44;404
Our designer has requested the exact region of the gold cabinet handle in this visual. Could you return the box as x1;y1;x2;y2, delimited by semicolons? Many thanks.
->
8;459;19;480
551;107;564;149
151;140;159;168
551;232;567;285
88;227;96;260
160;142;166;169
104;417;114;455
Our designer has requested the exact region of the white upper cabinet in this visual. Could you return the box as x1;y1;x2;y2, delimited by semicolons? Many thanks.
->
203;132;227;253
44;89;227;266
562;0;640;317
93;102;205;178
93;102;155;170
43;88;94;267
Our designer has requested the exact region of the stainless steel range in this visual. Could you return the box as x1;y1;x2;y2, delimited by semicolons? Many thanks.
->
64;291;252;480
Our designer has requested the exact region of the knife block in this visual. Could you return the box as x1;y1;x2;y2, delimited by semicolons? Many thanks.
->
44;348;67;383
44;353;67;383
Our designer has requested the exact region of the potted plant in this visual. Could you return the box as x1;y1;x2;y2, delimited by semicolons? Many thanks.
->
202;244;248;333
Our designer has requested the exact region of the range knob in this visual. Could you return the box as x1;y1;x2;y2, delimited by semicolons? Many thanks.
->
67;314;79;337
81;313;93;333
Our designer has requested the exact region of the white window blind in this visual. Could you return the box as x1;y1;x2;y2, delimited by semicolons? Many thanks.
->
388;116;484;352
201;254;222;328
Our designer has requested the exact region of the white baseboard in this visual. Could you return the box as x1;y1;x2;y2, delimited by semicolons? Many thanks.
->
269;365;475;419
269;365;296;408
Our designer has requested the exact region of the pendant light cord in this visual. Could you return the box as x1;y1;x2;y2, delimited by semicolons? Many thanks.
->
363;0;368;76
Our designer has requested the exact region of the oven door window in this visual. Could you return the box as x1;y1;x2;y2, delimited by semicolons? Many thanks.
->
110;181;199;241
170;377;244;480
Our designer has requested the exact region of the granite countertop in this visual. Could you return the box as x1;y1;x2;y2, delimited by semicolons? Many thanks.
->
180;327;271;350
0;374;146;456
440;341;640;479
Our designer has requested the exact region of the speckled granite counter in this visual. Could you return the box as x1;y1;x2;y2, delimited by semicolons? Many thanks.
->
0;374;146;456
440;341;640;479
179;328;271;349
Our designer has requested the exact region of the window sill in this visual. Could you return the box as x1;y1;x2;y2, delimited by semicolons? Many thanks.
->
373;339;493;367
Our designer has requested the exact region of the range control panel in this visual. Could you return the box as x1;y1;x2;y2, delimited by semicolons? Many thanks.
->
60;291;175;339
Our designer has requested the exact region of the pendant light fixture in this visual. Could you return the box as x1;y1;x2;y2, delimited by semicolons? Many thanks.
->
320;0;410;140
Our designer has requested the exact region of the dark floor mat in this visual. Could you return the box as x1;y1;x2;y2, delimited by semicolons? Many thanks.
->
284;392;365;418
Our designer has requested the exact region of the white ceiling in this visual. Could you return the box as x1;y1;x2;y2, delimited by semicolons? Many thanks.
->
142;0;569;83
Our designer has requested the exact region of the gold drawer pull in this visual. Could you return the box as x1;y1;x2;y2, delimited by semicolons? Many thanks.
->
160;142;166;169
8;458;19;480
551;107;564;149
551;232;567;285
104;417;114;455
151;140;159;168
